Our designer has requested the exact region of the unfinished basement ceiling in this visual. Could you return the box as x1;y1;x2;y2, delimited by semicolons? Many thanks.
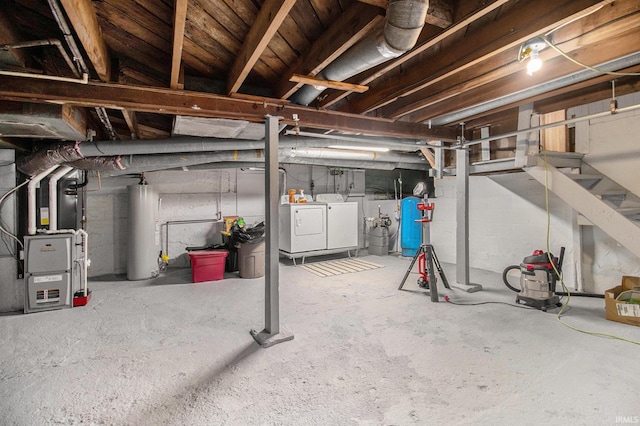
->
0;0;638;162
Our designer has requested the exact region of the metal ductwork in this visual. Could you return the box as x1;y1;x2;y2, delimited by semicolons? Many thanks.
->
291;0;428;106
17;135;429;176
97;148;426;177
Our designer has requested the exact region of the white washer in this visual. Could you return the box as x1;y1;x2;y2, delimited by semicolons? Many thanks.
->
326;202;358;249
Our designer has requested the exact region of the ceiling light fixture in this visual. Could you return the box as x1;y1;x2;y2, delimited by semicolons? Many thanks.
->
517;36;548;76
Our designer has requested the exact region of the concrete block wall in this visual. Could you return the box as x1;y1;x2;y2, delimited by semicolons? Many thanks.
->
429;174;579;290
87;169;240;276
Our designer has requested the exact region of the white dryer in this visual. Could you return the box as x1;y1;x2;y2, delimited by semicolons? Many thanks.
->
279;203;327;253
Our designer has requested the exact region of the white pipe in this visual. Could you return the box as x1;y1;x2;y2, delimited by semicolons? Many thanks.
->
77;229;88;297
48;166;73;231
288;147;425;163
0;70;88;84
27;166;59;235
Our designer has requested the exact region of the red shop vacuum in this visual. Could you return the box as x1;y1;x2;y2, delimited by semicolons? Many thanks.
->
503;247;564;311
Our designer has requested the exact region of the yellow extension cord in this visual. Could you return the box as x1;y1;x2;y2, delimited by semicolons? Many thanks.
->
542;148;640;345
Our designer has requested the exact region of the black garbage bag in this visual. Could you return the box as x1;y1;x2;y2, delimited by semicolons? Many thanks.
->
231;221;265;244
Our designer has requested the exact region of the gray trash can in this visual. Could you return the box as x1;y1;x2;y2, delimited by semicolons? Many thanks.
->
238;240;265;278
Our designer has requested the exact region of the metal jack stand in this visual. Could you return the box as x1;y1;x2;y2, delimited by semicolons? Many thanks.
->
398;197;450;302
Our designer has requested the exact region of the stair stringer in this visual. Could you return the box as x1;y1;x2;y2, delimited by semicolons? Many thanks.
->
525;160;640;260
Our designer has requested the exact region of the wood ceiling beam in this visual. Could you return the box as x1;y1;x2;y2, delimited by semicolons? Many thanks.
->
170;0;188;90
122;109;141;140
383;8;640;119
404;28;640;123
289;74;369;93
358;0;453;28
0;76;458;141
0;9;29;67
321;0;511;108
275;2;383;100
227;0;297;95
459;66;640;130
59;0;111;82
117;60;142;139
346;0;614;114
533;74;640;115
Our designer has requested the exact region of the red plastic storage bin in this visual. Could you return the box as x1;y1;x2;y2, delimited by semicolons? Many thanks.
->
187;250;229;283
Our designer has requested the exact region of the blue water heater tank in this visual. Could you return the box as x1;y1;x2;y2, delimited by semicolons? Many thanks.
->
400;196;421;257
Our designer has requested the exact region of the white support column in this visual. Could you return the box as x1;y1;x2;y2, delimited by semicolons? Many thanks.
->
250;115;293;348
480;127;491;162
434;141;444;179
514;104;540;168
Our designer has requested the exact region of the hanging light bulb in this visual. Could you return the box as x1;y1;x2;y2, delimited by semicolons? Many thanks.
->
518;36;549;76
527;51;543;76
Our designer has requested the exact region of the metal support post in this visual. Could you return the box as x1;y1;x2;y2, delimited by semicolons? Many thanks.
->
454;130;482;293
250;115;294;348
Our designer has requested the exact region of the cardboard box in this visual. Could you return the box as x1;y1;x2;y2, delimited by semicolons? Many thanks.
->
605;276;640;327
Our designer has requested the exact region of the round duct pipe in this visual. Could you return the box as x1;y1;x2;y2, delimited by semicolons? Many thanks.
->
291;0;428;106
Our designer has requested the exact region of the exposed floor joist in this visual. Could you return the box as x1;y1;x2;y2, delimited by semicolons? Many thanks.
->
227;0;297;95
358;0;453;28
347;0;614;116
320;0;512;108
404;27;640;123
59;0;111;82
381;0;635;119
0;10;29;67
275;2;383;100
0;76;458;141
170;0;188;90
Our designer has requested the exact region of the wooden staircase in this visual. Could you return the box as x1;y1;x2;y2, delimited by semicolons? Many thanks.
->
525;153;640;259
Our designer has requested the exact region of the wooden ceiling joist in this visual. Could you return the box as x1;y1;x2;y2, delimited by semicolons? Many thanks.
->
0;10;29;67
404;27;640;123
275;2;383;100
227;0;298;95
347;0;615;116
170;0;188;90
0;76;458;141
357;0;453;28
122;108;141;140
289;74;369;93
383;8;640;120
59;0;111;82
320;0;512;109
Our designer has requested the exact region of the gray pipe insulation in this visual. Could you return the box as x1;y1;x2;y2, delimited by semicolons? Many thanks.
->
176;159;427;172
17;136;428;176
291;0;428;106
97;149;426;177
78;135;426;156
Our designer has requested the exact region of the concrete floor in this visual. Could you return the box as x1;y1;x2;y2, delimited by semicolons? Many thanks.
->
0;254;638;425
